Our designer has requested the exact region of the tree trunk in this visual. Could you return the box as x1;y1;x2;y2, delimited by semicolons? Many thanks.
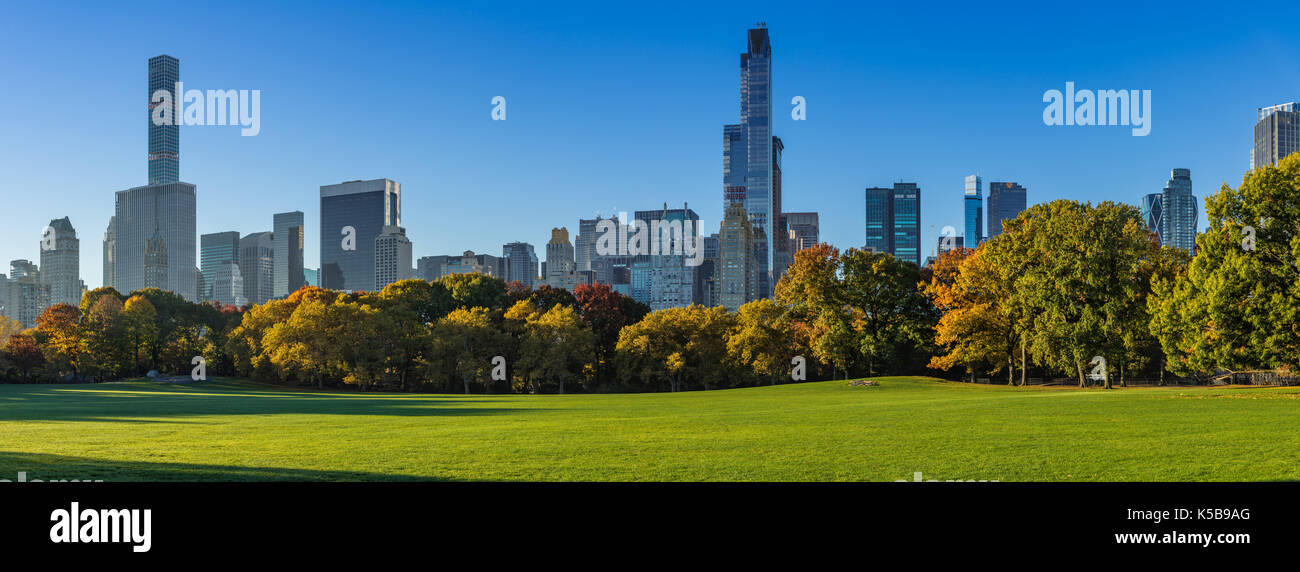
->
463;376;470;395
1120;362;1126;388
1007;353;1015;385
1020;340;1027;386
1076;361;1086;388
559;376;565;394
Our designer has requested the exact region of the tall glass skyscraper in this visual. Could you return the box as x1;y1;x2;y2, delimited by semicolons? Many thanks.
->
502;242;538;288
986;182;1027;239
964;175;983;247
1140;193;1162;238
147;55;179;185
864;182;922;266
110;55;196;301
319;179;401;291
273;211;306;298
1158;168;1197;253
200;231;240;300
722;26;779;298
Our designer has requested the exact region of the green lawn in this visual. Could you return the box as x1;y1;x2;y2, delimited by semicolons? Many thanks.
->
1;377;1298;481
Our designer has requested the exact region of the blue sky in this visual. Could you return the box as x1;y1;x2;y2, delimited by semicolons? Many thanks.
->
2;0;1297;288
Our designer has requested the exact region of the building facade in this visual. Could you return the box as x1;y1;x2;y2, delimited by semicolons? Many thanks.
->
1158;168;1197;253
210;261;246;308
716;203;758;310
373;225;412;291
1253;102;1300;170
238;232;274;305
273;211;306;298
502;242;539;288
864;182;922;266
986;182;1026;239
319;179;401;292
200;231;240;301
964;174;983;247
40;217;83;308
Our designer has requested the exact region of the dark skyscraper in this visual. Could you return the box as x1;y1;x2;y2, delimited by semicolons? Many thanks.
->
319;179;401;291
1158;168;1197;253
864;182;922;266
147;55;180;185
200;231;240;300
722;25;779;298
1252;102;1300;170
986;182;1027;239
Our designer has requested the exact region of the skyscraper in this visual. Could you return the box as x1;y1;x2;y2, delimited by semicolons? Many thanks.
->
40;217;83;308
964;175;983;247
1140;193;1162;239
273;211;306;298
4;260;49;327
723;25;779;298
784;212;819;252
239;232;274;305
111;55;197;301
502;242;539;288
864;182;922;266
1252;102;1300;170
373;225;412;291
102;217;116;291
200;231;240;301
210;262;246;308
147;55;180;186
716;203;759;310
986;182;1027;239
544;227;576;290
631;204;699;310
1158;169;1198;253
319;179;401;291
892;183;921;266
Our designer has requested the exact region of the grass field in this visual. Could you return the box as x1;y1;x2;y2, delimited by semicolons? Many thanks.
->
2;377;1298;481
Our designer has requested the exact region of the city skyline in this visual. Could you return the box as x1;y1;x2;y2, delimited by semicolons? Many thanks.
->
3;2;1294;293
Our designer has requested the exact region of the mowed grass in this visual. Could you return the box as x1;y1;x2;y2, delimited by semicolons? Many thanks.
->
2;377;1299;481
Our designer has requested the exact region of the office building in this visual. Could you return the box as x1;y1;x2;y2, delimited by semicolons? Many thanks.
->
1253;102;1300;170
4;260;49;327
864;182;922;266
319;179;401;291
210;262;246;307
986;182;1027;239
784;212;819;252
964;175;983;247
501;242;539;288
239;232;274;305
273;211;306;298
200;231;240;300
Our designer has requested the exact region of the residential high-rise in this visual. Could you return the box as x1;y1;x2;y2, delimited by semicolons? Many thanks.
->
210;262;246;308
964;175;983;247
319;179;401;292
111;55;196;301
1158;169;1198;253
1252;102;1300;170
373;225;412;291
716;203;758;310
694;233;720;307
986;182;1026;239
864;182;922;266
631;204;699;310
40;217;83;308
3;260;49;327
544;228;577;290
502;242;539;288
784;212;819;252
147;55;180;185
200;231;240;300
722;26;779;298
575;217;603;272
273;211;306;298
239;232;274;305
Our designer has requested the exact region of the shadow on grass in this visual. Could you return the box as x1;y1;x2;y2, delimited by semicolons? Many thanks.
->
0;451;448;482
0;382;542;423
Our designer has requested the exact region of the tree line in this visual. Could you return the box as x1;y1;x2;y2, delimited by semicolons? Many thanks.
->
3;155;1298;390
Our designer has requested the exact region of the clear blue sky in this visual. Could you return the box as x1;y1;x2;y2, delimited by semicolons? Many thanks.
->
2;0;1297;288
